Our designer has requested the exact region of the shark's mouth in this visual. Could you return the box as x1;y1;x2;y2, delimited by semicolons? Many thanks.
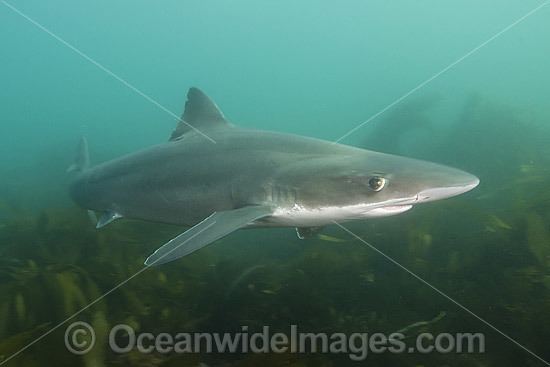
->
380;205;414;212
359;195;418;218
366;204;413;217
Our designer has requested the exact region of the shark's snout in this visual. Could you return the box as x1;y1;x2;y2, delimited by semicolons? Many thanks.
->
417;173;479;203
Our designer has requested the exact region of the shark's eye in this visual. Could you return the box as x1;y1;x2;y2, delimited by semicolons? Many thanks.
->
368;176;386;192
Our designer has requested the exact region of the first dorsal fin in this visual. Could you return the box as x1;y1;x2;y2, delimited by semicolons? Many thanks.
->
184;87;226;124
170;87;229;141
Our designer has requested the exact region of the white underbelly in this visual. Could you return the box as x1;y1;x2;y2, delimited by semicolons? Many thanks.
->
263;203;413;227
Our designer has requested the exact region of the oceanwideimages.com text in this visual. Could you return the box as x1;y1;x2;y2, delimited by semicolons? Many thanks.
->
66;322;485;361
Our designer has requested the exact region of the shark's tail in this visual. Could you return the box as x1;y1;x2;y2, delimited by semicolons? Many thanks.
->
67;137;90;173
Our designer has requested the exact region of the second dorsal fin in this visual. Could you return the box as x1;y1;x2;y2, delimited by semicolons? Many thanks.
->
170;87;229;141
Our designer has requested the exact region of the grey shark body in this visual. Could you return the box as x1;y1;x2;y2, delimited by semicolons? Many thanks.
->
70;88;479;266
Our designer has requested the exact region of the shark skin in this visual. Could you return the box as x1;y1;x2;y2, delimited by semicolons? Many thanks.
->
69;88;479;266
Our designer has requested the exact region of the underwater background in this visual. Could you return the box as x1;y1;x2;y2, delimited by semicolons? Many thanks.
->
1;0;550;366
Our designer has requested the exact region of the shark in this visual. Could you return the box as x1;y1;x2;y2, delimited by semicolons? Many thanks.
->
69;87;479;266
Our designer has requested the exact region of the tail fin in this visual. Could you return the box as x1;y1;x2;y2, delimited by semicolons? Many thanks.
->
67;137;90;173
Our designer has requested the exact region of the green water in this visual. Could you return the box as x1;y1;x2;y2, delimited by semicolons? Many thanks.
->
1;1;550;366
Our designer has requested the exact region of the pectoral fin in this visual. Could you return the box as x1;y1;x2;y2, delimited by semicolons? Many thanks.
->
144;206;273;266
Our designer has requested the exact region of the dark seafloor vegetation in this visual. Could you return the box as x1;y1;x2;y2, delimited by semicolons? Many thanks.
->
0;95;549;366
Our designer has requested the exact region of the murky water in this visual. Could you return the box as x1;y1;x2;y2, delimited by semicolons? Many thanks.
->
1;1;549;366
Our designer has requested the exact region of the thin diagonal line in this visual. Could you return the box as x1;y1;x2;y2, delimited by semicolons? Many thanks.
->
333;0;550;143
0;221;217;366
1;0;216;144
333;221;550;366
